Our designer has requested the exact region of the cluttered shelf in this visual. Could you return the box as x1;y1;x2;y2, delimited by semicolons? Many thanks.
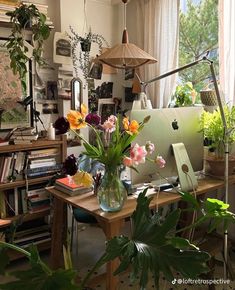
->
0;135;66;260
0;209;50;229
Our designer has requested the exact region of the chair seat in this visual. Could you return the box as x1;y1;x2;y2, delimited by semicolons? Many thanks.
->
73;208;97;224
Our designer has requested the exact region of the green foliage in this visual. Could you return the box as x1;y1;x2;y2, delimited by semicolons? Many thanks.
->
179;0;218;91
171;82;197;106
5;3;50;92
199;106;235;156
1;189;235;289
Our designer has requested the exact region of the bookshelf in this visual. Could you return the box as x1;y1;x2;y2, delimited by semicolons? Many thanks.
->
0;135;67;259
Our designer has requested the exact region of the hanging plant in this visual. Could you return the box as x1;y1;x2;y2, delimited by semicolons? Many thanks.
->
5;3;51;91
68;26;109;81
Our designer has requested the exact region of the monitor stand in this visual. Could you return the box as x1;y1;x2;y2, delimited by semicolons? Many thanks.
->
172;142;198;192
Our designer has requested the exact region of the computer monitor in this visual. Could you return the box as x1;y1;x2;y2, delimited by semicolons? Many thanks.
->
130;107;204;185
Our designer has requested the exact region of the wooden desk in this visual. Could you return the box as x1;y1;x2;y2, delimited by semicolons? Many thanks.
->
47;176;235;290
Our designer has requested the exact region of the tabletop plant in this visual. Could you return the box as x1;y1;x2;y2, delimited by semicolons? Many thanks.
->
5;3;50;91
199;105;235;158
54;104;165;212
0;189;235;290
170;82;198;107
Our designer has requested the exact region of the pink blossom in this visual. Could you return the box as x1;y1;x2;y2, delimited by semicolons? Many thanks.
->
123;156;133;167
130;143;147;165
102;115;117;133
155;155;166;168
145;141;155;154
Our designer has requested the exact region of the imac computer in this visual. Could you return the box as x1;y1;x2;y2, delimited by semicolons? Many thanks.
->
130;107;204;188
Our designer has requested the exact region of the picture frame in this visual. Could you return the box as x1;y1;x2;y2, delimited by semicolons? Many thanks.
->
0;37;32;130
98;98;117;124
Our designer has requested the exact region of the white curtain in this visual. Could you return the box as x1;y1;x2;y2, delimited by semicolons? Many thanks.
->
134;0;180;108
219;0;235;105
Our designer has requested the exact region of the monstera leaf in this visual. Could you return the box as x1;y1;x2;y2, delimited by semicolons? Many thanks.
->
102;189;210;289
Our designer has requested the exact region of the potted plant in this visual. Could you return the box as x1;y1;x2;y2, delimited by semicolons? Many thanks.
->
199;105;235;175
0;189;235;290
170;82;198;107
5;3;50;91
68;26;109;81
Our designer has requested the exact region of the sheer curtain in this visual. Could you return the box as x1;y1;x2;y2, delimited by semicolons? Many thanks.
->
219;0;235;105
134;0;180;108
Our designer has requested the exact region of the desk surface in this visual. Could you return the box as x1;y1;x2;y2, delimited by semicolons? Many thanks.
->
47;175;235;223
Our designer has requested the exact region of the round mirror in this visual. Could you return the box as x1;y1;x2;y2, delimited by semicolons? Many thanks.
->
71;78;82;110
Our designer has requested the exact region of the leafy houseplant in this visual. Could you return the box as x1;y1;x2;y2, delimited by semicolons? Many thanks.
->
68;26;109;81
0;189;235;290
5;3;50;91
171;82;198;107
200;106;235;175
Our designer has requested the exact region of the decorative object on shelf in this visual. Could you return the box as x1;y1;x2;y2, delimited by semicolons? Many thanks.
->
55;105;165;212
200;106;235;176
5;3;50;90
96;0;157;69
68;26;109;81
1;189;235;289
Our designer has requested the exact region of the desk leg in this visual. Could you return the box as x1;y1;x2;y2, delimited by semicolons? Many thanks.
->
98;219;124;290
50;197;67;269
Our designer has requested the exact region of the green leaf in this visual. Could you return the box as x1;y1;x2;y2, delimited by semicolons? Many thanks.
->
103;189;210;289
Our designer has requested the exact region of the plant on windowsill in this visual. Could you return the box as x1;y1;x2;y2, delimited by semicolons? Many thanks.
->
5;3;50;91
0;188;235;290
68;26;109;81
199;105;235;176
170;82;198;107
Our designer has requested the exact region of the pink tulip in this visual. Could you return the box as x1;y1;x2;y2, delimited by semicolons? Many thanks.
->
123;156;133;167
102;115;117;133
145;141;155;154
155;155;166;168
130;143;147;165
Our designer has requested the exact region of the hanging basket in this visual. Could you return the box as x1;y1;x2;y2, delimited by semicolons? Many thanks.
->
80;40;91;52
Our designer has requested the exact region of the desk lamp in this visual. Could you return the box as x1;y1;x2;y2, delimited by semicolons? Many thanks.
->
138;54;229;280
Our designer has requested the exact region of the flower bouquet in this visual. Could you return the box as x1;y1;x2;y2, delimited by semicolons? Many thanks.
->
54;105;165;212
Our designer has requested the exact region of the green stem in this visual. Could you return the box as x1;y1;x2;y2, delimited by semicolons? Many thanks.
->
0;241;52;275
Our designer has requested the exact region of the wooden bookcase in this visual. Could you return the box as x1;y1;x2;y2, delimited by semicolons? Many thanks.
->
0;135;67;259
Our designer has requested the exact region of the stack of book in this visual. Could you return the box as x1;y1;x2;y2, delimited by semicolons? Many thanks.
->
27;186;50;213
55;177;93;196
26;148;62;178
0;1;54;29
5;218;51;248
10;127;38;145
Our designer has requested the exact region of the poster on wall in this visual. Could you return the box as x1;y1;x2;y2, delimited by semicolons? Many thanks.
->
0;39;31;130
53;32;72;66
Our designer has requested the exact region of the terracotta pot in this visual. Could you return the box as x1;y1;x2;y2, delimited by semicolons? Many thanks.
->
205;156;235;176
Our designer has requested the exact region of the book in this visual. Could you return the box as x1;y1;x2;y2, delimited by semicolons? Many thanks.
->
28;160;56;169
55;183;93;196
0;192;6;218
29;148;58;156
14;134;38;141
55;177;87;191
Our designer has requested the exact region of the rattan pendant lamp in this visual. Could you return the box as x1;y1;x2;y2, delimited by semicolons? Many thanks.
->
97;0;157;69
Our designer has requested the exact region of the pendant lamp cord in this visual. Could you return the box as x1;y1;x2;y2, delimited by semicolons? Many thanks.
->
124;2;126;29
83;0;89;34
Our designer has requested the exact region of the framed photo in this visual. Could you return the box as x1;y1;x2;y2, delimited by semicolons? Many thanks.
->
98;98;117;124
0;38;32;130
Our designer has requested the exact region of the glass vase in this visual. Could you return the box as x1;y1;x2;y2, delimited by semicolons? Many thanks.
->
97;168;126;212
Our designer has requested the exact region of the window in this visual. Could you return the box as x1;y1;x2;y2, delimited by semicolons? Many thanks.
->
179;0;218;97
